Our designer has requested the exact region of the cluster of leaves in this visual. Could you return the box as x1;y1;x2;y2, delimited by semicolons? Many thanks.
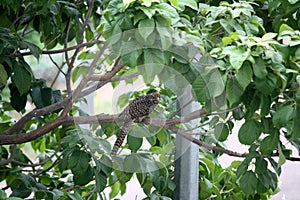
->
100;0;300;198
1;0;300;199
199;154;276;200
0;0;104;113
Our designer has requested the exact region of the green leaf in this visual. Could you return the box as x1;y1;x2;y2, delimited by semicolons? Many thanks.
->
214;123;229;142
138;18;155;41
68;150;91;175
239;171;258;195
109;179;121;199
137;6;156;19
178;0;198;10
169;0;178;7
232;107;244;120
52;90;62;103
278;144;286;167
238;120;262;145
144;48;168;65
10;174;33;198
124;155;140;172
138;49;166;83
254;73;278;95
67;192;83;200
236;62;252;90
155;3;180;25
0;64;7;85
260;131;279;155
7;197;24;200
222;46;250;70
24;41;40;60
10;85;27;112
292;90;300;141
154;176;167;192
122;49;142;67
258;170;278;190
127;134;143;153
12;62;32;95
156;27;172;50
31;87;53;108
192;75;210;102
207;70;225;98
261;33;277;42
95;171;107;192
255;157;268;174
226;76;243;106
272;104;294;128
288;0;300;4
253;58;267;79
73;165;94;186
260;95;271;117
99;155;113;176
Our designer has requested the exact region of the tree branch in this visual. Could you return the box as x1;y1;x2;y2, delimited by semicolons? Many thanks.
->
1;113;300;162
1;96;71;135
14;40;104;57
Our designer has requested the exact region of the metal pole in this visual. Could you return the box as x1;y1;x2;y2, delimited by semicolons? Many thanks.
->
174;85;200;200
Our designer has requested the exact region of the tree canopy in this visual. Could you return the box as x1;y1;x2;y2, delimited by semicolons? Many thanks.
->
1;0;300;199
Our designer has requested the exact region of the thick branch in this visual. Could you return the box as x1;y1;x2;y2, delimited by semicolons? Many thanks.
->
1;114;300;161
1;96;71;135
89;63;126;81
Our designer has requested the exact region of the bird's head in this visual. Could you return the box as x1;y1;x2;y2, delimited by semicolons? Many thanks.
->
149;93;160;104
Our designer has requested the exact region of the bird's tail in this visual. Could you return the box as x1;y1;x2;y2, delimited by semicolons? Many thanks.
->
111;121;132;155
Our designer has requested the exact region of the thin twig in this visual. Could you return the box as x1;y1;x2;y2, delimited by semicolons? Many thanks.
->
14;40;104;57
168;98;194;119
64;20;72;95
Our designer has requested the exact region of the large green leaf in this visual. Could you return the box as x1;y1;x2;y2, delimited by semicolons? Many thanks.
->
138;18;155;41
236;62;252;90
68;150;91;176
260;131;279;155
98;155;113;176
257;170;278;191
253;58;267;79
292;90;300;141
31;86;53;108
239;171;258;195
254;73;278;95
238;120;262;145
0;64;7;85
178;0;198;11
226;76;243;107
153;176;168;192
272;104;294;128
192;75;210;103
73;165;94;186
124;154;140;172
95;171;107;192
155;3;180;25
12;62;32;95
222;46;250;70
214;123;229;142
127;134;143;153
260;95;271;117
9;85;27;112
24;41;40;60
255;157;268;174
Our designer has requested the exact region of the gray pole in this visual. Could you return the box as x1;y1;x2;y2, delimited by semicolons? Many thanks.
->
174;85;200;200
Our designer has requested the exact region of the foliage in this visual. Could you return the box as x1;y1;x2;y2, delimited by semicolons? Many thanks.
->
0;0;300;199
